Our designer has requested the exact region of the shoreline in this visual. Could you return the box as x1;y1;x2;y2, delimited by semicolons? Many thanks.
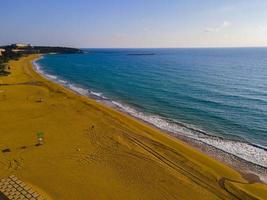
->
34;54;267;183
1;54;266;199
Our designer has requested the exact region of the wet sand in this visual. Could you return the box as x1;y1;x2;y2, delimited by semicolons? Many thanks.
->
0;55;266;199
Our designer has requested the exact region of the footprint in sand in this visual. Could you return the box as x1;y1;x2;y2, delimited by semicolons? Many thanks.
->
0;158;24;171
1;144;42;155
1;149;11;153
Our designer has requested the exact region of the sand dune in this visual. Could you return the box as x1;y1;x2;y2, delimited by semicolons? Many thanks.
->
0;55;266;199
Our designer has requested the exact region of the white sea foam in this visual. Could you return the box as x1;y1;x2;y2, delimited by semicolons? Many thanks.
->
46;74;58;80
69;84;89;95
90;91;104;98
32;58;44;74
58;79;67;84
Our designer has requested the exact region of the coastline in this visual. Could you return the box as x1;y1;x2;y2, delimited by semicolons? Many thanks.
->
0;54;266;199
34;54;267;182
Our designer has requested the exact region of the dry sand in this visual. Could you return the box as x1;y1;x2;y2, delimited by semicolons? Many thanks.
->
0;55;266;200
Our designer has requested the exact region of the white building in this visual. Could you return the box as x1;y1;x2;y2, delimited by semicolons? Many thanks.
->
12;43;31;48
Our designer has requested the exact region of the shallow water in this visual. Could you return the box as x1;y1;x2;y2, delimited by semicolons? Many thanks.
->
35;48;267;167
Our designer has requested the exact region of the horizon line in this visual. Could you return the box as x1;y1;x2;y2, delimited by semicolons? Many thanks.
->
79;46;267;49
1;43;267;49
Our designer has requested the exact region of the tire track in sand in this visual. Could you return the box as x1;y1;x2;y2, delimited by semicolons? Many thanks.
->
123;132;249;200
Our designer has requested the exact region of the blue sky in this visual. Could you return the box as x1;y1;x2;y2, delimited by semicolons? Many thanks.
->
1;0;267;47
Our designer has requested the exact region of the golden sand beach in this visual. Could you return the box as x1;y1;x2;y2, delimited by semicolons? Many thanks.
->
0;55;266;199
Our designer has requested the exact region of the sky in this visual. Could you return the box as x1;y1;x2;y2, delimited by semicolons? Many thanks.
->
1;0;267;48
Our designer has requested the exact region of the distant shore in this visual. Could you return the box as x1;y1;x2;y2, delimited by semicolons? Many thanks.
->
0;55;266;199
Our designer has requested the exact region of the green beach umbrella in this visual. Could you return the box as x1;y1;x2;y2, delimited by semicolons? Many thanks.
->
36;131;44;138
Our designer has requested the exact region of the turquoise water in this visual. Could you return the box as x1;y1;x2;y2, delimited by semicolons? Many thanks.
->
35;48;267;167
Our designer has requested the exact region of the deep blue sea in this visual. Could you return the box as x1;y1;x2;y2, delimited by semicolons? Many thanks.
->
35;48;267;167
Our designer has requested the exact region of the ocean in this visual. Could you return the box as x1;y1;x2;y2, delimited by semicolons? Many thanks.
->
34;48;267;168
